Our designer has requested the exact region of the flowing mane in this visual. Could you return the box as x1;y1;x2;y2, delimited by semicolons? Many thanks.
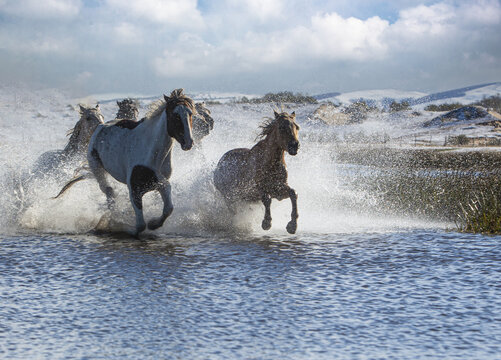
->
144;89;196;120
144;99;167;120
257;111;294;140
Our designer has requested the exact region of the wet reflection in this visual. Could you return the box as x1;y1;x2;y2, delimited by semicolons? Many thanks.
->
0;230;500;359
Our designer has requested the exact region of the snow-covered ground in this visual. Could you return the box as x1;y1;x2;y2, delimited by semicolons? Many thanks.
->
1;82;500;168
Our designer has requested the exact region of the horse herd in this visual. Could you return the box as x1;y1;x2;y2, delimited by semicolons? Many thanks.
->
37;89;300;237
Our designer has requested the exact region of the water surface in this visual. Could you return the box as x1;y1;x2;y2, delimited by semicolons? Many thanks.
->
1;230;499;359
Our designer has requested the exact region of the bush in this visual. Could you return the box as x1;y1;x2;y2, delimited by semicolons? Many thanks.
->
425;103;464;112
342;100;377;123
448;135;470;146
389;100;411;112
236;91;317;104
474;94;501;113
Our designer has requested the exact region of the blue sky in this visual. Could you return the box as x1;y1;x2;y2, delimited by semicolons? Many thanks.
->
0;0;500;96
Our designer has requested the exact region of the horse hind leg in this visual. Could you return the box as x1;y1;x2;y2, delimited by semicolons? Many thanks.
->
275;185;299;234
286;187;298;234
89;149;115;210
147;180;173;231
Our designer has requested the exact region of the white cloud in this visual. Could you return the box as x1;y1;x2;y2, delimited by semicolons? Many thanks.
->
308;13;389;60
152;10;390;78
394;3;455;37
0;0;81;19
458;0;501;25
226;0;284;21
113;22;143;44
105;0;204;27
0;32;76;55
152;33;220;77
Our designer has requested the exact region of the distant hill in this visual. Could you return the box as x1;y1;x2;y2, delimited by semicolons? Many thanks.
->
312;82;501;108
411;82;501;105
313;92;341;100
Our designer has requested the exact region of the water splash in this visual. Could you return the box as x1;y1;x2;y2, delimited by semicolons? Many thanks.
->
0;89;445;236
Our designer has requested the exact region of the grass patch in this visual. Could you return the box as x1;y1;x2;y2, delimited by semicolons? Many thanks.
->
456;190;501;234
335;146;501;233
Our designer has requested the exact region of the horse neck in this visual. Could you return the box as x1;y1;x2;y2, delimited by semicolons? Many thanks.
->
252;129;285;167
150;109;172;150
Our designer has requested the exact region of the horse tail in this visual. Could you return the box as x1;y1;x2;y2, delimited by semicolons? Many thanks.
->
53;174;90;199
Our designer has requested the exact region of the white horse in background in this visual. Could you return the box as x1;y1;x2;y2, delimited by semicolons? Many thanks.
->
56;89;196;236
32;104;104;177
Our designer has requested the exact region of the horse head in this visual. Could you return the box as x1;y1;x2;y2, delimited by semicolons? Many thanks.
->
68;104;104;154
192;102;214;141
116;98;139;121
274;110;300;155
164;89;196;151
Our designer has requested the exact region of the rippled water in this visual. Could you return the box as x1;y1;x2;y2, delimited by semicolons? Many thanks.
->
1;230;500;359
1;91;500;358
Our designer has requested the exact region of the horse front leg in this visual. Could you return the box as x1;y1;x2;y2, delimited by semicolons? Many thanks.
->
261;193;272;230
147;180;173;231
286;187;298;234
128;184;146;237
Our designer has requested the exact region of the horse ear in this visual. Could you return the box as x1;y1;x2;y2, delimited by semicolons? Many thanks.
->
95;104;100;109
274;110;280;118
79;104;85;113
163;94;169;102
291;111;296;118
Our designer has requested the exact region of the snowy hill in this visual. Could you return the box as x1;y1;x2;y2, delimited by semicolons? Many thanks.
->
315;82;501;109
411;83;501;105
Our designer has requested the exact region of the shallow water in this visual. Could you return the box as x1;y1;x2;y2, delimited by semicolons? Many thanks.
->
1;89;500;358
1;230;500;359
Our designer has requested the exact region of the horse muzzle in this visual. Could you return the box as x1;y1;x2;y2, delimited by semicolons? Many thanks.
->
287;141;299;155
181;139;193;151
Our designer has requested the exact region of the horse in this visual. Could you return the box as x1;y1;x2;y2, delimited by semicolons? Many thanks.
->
31;104;104;177
213;110;300;234
55;89;196;236
115;98;139;121
114;97;213;141
192;102;214;141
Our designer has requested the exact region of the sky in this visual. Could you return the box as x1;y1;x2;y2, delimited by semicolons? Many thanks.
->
0;0;500;96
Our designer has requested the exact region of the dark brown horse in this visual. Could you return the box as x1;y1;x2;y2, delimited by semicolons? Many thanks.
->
214;110;300;234
115;98;139;121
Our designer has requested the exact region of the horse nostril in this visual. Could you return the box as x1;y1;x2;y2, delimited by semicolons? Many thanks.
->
288;141;299;155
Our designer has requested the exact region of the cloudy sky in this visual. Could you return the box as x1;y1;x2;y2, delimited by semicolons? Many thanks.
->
0;0;500;95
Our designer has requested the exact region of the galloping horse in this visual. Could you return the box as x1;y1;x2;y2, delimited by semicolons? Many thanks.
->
115;98;139;121
56;89;196;236
214;110;300;234
192;102;214;141
32;104;104;177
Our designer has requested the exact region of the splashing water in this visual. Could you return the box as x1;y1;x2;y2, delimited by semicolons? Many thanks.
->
0;87;444;236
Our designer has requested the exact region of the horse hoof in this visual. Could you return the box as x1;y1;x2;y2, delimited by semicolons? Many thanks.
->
148;219;163;230
135;223;146;235
286;221;297;234
262;219;272;231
